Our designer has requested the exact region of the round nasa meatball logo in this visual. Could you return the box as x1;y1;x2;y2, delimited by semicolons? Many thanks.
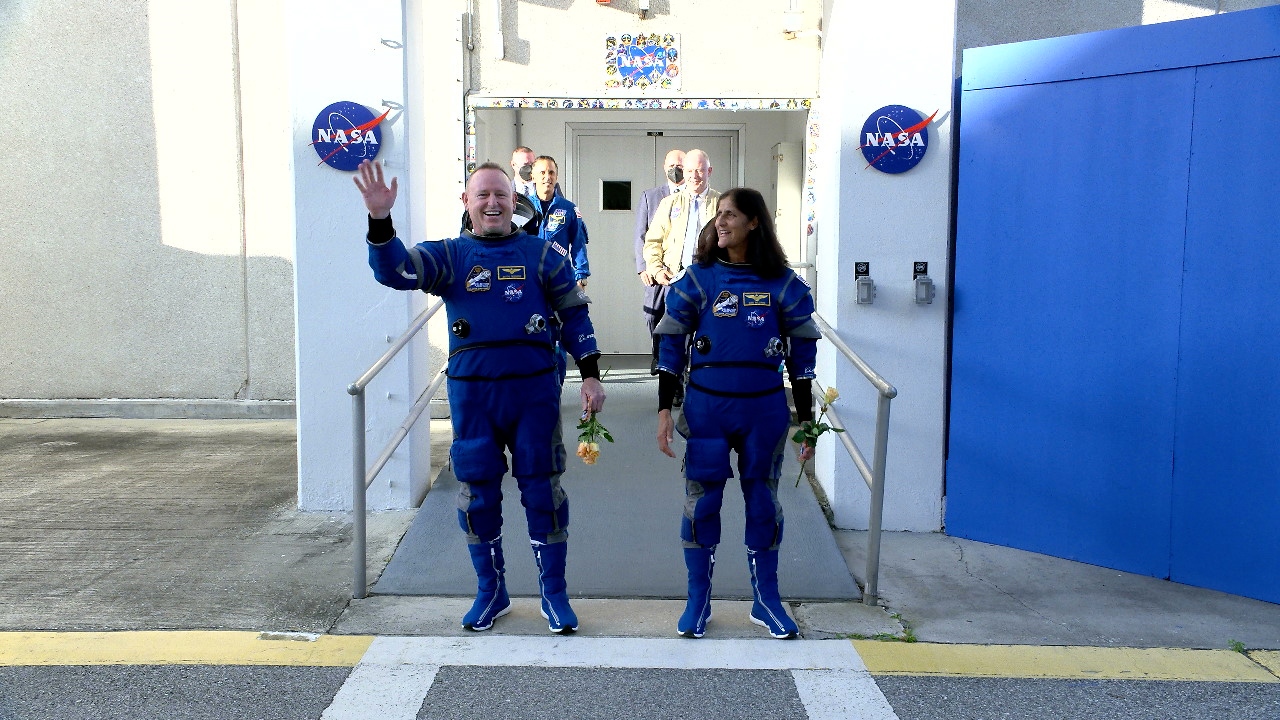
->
311;101;385;171
860;105;929;175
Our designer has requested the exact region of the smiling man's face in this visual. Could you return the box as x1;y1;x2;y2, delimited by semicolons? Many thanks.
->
463;167;515;236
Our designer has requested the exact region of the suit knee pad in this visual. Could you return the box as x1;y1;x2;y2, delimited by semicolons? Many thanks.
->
681;479;726;546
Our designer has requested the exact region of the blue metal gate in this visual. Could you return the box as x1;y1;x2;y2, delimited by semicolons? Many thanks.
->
948;7;1280;603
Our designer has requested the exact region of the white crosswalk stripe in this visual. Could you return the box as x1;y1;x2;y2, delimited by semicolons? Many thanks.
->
320;636;899;719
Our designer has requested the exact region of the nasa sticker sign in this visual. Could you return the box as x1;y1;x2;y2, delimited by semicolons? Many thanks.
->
860;105;930;174
311;101;385;171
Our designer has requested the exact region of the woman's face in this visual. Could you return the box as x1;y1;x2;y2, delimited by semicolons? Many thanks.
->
714;196;758;257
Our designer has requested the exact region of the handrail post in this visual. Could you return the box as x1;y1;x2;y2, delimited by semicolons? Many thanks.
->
345;298;447;601
351;387;367;600
863;392;893;605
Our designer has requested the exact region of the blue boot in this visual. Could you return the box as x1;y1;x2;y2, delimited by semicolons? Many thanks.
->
462;537;510;632
677;547;715;638
533;541;578;634
748;548;798;639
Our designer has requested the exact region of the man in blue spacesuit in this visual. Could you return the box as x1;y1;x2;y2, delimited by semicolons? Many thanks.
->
531;156;589;288
354;159;606;634
531;155;590;383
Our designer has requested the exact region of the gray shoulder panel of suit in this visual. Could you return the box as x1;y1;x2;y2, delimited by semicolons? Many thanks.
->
654;314;692;334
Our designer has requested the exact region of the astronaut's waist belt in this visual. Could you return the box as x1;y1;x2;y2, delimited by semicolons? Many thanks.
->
691;361;780;371
687;379;784;399
446;339;557;381
686;380;782;398
688;362;783;398
448;338;555;359
447;364;557;382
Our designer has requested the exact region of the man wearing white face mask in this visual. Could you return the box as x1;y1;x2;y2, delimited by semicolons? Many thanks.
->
635;149;686;372
511;146;562;200
510;146;537;199
642;149;719;386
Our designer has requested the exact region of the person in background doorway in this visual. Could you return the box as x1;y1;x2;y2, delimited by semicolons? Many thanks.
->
532;155;591;384
355;159;606;635
532;156;590;289
512;146;563;200
654;187;819;640
643;149;719;402
635;149;686;373
510;146;537;199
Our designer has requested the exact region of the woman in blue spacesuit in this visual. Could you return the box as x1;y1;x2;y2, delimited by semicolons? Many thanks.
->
654;187;820;640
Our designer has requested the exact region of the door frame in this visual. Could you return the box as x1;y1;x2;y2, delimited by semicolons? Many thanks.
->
563;122;745;201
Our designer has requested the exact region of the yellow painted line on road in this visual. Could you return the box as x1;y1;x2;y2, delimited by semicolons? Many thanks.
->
851;641;1280;683
0;632;373;667
1249;650;1280;678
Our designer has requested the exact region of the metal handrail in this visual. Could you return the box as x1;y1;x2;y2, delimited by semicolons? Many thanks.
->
347;298;447;599
811;312;898;606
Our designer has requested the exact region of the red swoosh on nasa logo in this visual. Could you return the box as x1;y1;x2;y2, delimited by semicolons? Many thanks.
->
861;109;939;168
312;108;391;165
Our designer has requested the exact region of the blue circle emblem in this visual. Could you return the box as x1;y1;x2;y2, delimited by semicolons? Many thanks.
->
311;101;384;171
860;105;929;174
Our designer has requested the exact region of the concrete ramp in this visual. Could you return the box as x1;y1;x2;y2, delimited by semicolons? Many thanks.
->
375;363;860;601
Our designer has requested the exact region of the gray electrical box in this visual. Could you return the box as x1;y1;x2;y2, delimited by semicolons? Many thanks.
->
856;276;876;304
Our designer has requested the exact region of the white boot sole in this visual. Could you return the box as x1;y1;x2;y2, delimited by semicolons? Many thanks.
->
749;612;798;639
463;604;511;632
677;610;712;638
540;608;579;634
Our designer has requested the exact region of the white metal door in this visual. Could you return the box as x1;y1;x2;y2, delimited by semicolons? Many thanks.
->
572;129;738;354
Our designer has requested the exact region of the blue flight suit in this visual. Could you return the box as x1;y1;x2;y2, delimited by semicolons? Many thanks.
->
656;261;819;551
367;225;600;547
533;193;590;382
534;194;590;284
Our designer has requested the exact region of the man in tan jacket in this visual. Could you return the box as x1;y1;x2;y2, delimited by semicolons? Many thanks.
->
642;149;719;384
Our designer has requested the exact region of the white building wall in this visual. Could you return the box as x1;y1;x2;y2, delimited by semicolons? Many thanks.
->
0;0;295;414
811;0;957;532
289;0;440;510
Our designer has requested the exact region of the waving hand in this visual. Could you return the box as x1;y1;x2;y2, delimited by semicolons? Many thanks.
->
353;159;398;219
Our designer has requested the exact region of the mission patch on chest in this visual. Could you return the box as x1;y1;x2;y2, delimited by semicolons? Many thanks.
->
466;265;492;292
713;291;739;317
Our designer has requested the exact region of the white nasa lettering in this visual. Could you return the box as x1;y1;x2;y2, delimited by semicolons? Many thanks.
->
333;129;349;144
317;129;333;143
866;132;924;147
351;129;363;142
363;131;379;146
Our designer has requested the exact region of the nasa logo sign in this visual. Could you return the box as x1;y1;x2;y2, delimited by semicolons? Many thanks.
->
859;105;936;174
311;101;387;171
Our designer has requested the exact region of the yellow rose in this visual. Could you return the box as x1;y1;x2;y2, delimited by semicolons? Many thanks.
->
824;387;840;404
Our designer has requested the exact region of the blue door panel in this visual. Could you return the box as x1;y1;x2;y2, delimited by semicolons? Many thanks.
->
1170;57;1280;603
948;72;1195;576
950;6;1280;601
